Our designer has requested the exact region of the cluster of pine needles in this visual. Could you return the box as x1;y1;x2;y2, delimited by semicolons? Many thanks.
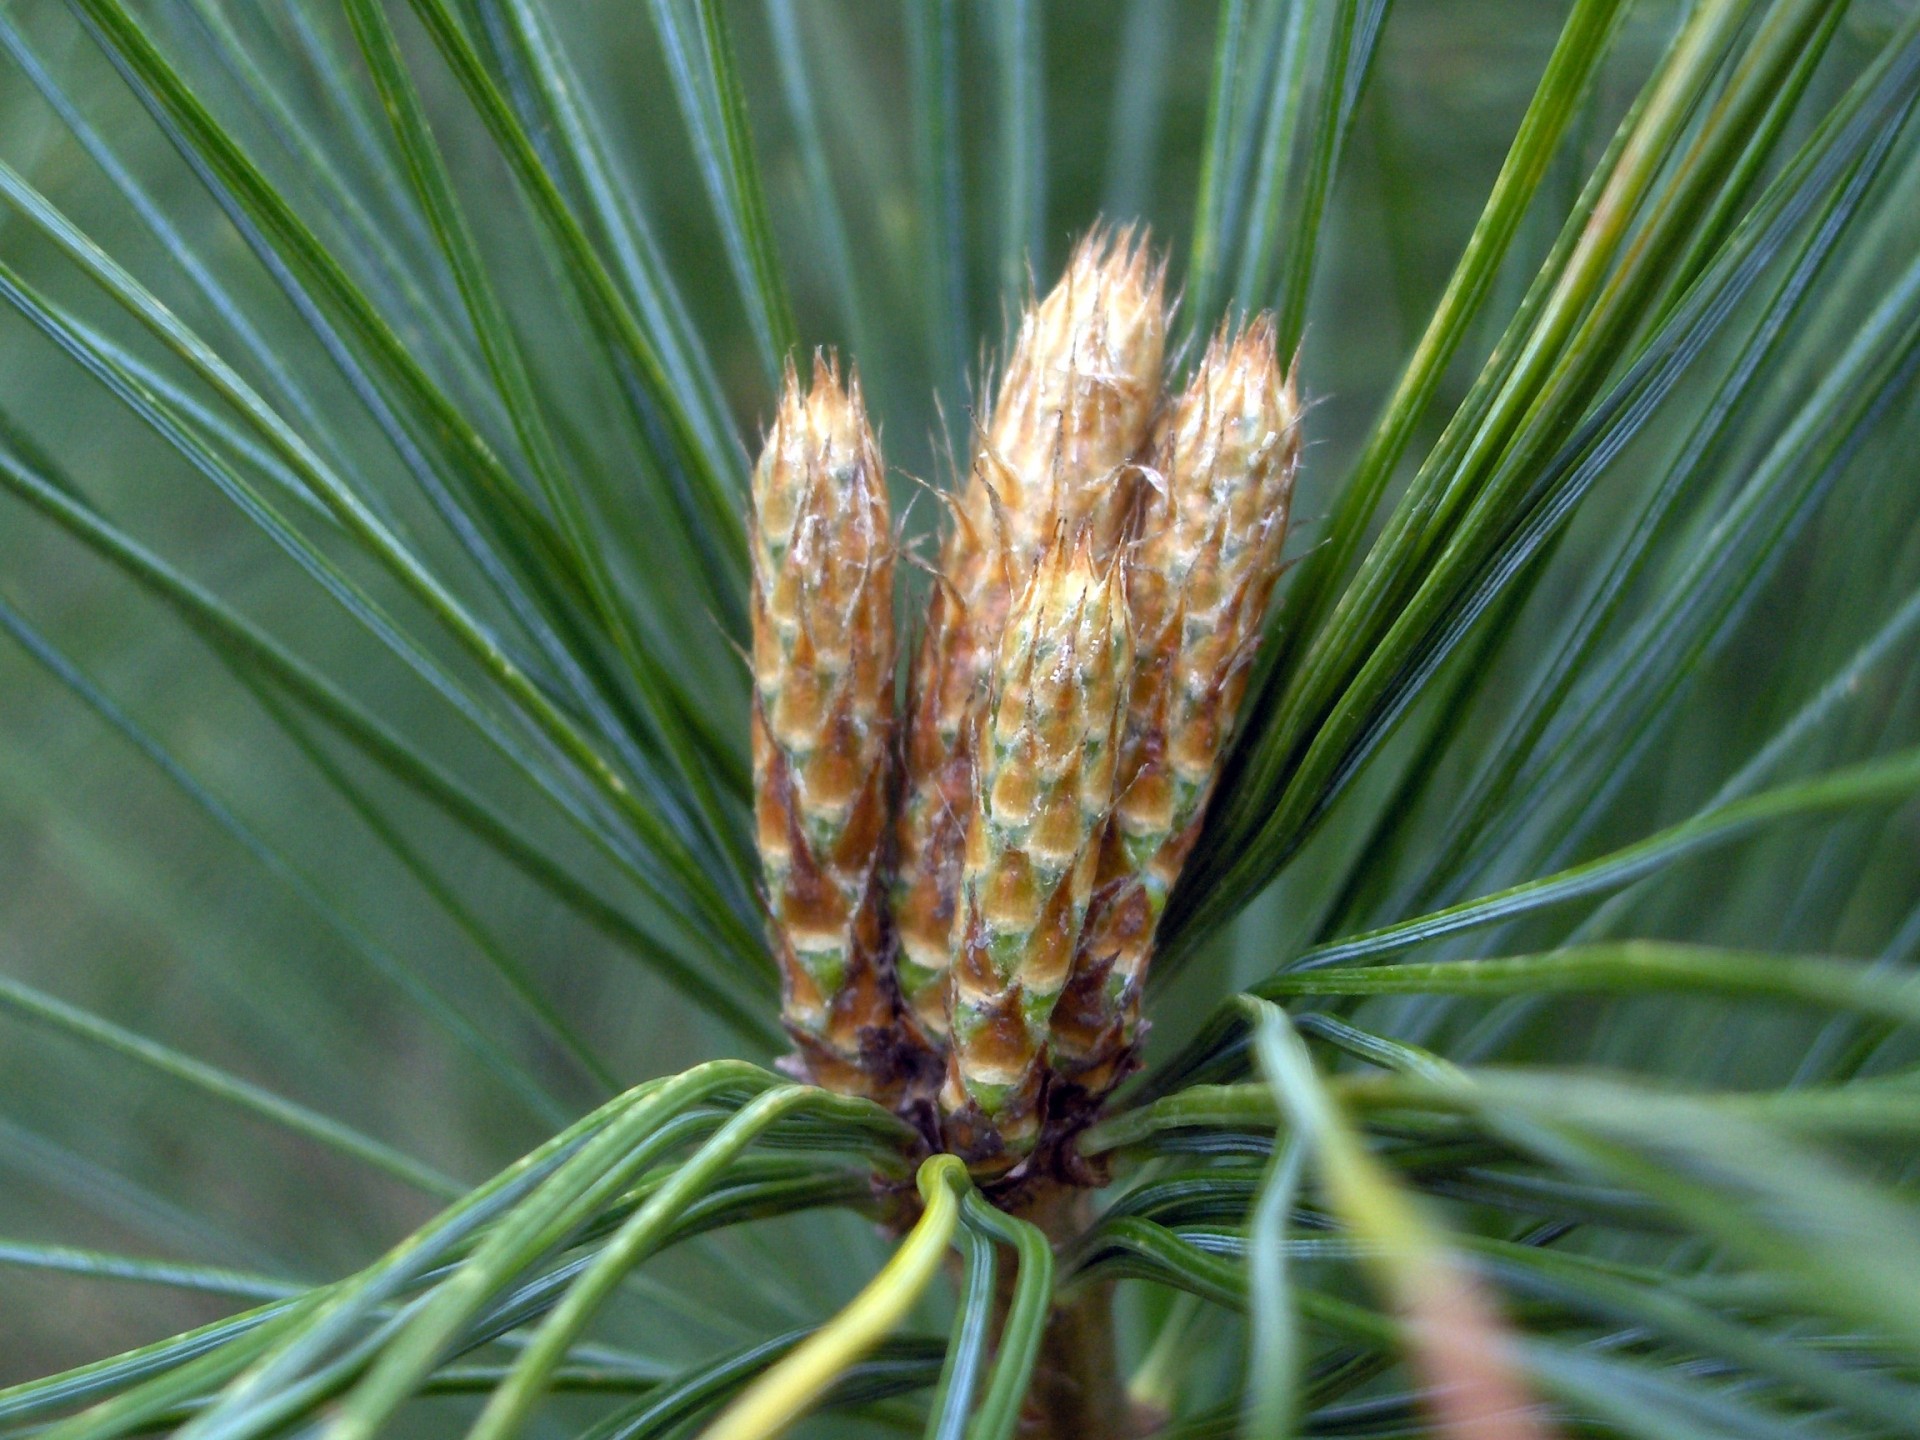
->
5;0;1920;1436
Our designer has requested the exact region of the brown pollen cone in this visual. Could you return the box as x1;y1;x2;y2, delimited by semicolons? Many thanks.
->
751;358;925;1103
939;532;1133;1174
1050;316;1300;1102
893;228;1166;1050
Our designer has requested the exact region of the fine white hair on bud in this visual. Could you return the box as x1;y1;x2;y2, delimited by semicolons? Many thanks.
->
750;356;925;1103
1050;315;1300;1100
894;227;1167;1059
940;529;1133;1169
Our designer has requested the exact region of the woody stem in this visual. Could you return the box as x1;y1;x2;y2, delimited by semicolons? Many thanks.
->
1004;1183;1145;1439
